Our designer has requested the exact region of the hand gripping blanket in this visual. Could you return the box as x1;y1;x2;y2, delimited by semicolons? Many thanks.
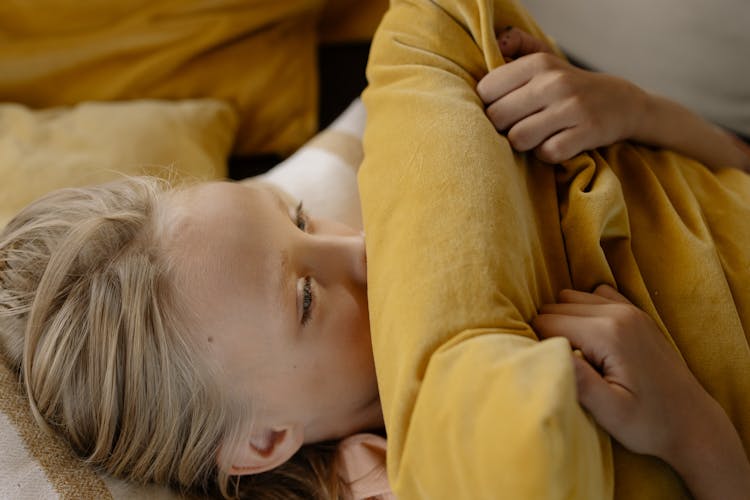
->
359;0;750;498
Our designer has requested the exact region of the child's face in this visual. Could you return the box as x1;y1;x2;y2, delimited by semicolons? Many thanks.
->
164;182;381;452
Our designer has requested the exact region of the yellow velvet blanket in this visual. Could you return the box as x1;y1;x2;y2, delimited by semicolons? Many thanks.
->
359;0;750;498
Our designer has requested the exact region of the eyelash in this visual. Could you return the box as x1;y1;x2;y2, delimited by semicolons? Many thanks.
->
294;202;314;325
302;276;314;325
295;202;307;232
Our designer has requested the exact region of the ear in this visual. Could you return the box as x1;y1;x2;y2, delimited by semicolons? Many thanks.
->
218;423;305;476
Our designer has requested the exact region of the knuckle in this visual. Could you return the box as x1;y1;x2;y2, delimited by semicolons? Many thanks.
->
476;81;489;101
538;70;576;99
507;126;533;151
531;315;549;338
619;304;642;322
476;76;494;102
567;92;585;109
530;52;558;71
485;104;505;129
537;138;568;164
602;315;621;334
607;305;641;335
550;70;575;93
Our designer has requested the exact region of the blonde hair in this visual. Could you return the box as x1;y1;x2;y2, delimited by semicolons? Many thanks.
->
0;177;347;499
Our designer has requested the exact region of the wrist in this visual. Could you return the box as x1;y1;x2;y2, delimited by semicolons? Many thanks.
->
624;80;651;144
627;91;747;171
660;392;725;472
629;89;669;147
661;392;750;500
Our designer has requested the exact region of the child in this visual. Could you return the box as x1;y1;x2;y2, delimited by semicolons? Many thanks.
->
1;28;749;500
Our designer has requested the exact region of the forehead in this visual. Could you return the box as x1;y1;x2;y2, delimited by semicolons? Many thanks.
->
171;181;288;233
167;182;275;268
164;181;290;342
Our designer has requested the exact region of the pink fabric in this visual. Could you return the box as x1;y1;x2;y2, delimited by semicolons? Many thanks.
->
337;433;395;500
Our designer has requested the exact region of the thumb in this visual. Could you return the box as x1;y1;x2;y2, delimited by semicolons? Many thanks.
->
498;27;553;59
572;355;632;435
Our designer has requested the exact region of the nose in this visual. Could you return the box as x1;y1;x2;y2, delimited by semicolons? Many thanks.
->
308;232;367;288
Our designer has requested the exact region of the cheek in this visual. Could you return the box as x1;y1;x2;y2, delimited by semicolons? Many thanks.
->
322;288;372;367
329;286;370;341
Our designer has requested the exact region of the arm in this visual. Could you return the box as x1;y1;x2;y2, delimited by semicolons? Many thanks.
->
239;99;365;229
478;28;750;171
533;285;750;500
632;93;750;172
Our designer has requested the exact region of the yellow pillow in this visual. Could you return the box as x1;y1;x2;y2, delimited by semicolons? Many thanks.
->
0;99;237;227
0;0;320;156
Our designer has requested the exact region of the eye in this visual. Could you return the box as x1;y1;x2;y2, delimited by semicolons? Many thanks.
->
301;276;314;325
295;202;308;232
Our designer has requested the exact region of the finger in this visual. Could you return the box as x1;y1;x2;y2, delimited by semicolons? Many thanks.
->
484;83;549;132
556;288;613;305
477;64;530;106
538;302;608;318
532;313;611;366
533;126;590;164
498;27;554;59
592;284;631;304
477;54;558;104
572;355;634;435
506;106;573;151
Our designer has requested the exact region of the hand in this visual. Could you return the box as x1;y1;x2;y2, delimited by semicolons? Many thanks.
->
532;285;714;461
532;285;750;500
483;28;750;171
478;39;646;163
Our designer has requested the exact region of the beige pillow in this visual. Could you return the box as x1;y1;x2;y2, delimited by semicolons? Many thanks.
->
0;99;238;227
